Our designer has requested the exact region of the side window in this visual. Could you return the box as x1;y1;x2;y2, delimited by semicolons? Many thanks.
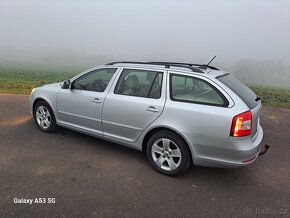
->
170;74;228;107
72;68;117;92
114;69;163;99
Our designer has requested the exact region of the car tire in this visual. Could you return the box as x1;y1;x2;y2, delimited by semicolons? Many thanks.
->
33;101;58;133
146;130;191;176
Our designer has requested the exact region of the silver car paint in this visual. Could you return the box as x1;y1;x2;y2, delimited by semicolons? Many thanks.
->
29;64;263;167
101;67;167;142
56;67;122;136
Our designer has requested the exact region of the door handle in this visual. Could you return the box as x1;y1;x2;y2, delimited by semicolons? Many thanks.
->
92;98;102;104
146;106;159;112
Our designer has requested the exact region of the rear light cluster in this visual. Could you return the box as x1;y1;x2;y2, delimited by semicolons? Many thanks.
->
230;111;252;137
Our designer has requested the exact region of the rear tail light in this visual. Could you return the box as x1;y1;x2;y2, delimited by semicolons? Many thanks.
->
230;111;252;137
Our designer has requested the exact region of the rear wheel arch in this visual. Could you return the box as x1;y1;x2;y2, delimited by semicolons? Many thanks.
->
142;127;194;163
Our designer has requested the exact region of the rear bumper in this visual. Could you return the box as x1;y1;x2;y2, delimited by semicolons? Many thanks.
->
185;124;267;168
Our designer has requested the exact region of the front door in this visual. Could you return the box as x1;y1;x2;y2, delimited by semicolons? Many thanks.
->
56;67;118;135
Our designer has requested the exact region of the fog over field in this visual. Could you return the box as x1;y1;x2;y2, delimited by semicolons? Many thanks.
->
0;0;289;86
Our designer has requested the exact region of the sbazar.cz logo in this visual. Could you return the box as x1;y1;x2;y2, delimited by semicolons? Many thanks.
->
14;198;55;204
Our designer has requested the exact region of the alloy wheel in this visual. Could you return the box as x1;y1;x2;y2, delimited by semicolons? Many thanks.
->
35;106;51;129
151;138;182;171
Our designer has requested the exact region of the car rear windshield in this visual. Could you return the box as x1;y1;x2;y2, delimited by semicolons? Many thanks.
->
217;74;259;109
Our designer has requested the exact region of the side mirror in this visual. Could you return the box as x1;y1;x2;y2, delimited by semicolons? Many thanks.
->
62;80;71;89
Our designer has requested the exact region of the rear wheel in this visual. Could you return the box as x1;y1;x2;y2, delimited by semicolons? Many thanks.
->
146;130;191;176
33;101;58;133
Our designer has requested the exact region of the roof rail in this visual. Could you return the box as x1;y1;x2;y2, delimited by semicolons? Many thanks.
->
106;61;205;73
148;62;219;70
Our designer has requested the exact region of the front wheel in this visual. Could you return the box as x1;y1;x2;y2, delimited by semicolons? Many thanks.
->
33;101;58;133
146;131;191;176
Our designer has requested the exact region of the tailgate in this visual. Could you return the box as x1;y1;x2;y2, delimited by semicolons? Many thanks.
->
250;101;262;138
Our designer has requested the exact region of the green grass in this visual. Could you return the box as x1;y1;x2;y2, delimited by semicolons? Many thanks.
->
0;65;78;94
249;85;290;109
0;65;290;108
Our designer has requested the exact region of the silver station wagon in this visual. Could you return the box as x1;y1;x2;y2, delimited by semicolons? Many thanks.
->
29;61;270;176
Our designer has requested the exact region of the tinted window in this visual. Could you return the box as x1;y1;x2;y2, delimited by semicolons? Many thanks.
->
114;69;163;99
217;74;258;109
170;74;228;107
72;68;117;92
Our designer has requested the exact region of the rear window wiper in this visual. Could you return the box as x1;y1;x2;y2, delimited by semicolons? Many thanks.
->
255;96;261;101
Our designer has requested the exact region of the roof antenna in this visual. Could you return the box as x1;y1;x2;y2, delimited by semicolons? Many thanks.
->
200;55;216;69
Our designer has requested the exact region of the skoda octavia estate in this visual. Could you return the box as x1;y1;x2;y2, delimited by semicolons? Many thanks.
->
29;61;269;176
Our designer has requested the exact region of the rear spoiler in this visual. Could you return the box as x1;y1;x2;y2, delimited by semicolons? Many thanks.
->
215;73;230;79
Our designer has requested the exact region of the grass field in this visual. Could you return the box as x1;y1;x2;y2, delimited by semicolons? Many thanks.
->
250;85;290;108
0;65;78;94
0;65;289;108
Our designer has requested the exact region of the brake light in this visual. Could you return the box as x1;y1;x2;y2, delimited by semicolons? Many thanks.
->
230;111;252;137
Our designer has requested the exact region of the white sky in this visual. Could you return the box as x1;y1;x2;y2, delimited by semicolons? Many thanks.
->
0;0;289;67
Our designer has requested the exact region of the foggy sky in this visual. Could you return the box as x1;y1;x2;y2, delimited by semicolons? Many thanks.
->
0;0;289;71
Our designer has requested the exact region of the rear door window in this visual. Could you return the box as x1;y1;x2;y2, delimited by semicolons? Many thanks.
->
217;74;258;109
170;74;229;107
114;69;163;99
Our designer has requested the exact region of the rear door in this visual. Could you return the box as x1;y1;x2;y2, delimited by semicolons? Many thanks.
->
102;68;166;142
